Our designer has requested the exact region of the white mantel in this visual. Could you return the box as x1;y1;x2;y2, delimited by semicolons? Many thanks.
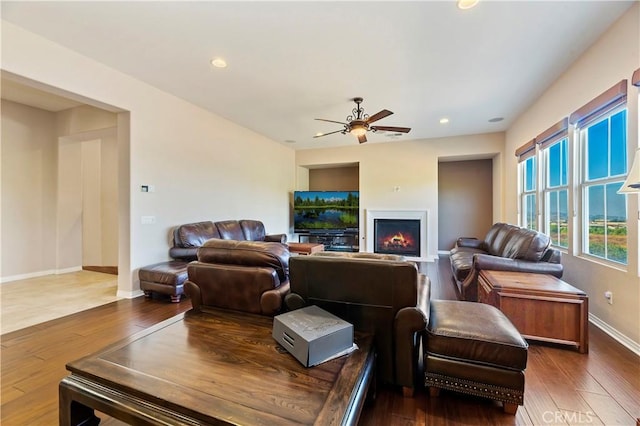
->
365;209;434;262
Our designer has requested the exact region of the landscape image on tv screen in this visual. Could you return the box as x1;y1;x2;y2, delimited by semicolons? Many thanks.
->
293;191;359;232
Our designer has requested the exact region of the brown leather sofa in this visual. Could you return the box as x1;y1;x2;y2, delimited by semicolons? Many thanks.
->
284;253;429;396
140;219;287;302
185;239;290;315
450;223;563;301
169;219;287;262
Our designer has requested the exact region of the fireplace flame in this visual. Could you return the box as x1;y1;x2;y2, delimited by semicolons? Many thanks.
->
382;232;413;248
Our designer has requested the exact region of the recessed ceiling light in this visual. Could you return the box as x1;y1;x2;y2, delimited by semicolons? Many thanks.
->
488;117;504;123
439;118;450;124
458;0;479;10
210;58;227;68
457;0;479;10
315;132;324;137
284;139;296;144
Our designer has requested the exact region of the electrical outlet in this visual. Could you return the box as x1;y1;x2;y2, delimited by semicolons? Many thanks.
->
604;291;613;305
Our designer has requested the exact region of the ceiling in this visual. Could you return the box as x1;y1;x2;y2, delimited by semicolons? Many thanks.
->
1;1;634;149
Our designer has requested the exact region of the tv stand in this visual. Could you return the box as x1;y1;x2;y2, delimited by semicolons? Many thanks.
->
299;232;359;253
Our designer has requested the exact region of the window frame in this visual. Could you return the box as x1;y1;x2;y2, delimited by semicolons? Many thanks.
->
577;105;629;266
542;137;570;249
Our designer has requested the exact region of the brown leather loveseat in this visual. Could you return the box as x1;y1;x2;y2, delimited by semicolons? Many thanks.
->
450;223;563;301
185;238;291;315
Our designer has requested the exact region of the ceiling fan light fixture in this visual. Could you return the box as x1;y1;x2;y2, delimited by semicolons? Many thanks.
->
350;123;367;137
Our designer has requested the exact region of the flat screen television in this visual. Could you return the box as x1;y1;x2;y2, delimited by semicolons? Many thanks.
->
293;191;359;233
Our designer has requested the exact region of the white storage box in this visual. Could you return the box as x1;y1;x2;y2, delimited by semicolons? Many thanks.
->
273;305;354;367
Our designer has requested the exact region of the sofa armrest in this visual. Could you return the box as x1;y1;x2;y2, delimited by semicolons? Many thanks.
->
474;253;564;277
185;280;202;311
260;281;290;315
456;237;484;250
265;233;288;243
284;292;306;311
169;247;198;261
393;274;430;391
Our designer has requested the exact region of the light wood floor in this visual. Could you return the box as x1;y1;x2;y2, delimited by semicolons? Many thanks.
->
1;259;639;425
1;270;120;334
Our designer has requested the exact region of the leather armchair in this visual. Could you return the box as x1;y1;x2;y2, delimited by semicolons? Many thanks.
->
285;253;429;396
185;239;290;316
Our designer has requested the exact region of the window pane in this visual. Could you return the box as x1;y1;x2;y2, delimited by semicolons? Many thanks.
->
526;194;537;230
559;189;568;247
610;110;627;176
560;139;568;186
587;120;608;180
524;157;536;191
606;182;627;264
587;185;605;257
549;143;561;187
548;191;559;245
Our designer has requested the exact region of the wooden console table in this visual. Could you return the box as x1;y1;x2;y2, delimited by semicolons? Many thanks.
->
60;308;374;425
478;270;589;353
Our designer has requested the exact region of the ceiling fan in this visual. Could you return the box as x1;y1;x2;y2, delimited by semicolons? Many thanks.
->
314;97;411;144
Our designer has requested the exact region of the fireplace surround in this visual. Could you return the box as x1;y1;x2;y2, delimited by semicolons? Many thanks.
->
366;210;431;261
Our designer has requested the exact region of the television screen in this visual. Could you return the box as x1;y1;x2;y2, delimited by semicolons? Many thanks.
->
293;191;359;233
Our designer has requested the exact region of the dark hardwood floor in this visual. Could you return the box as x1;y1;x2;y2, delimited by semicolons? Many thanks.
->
1;258;639;425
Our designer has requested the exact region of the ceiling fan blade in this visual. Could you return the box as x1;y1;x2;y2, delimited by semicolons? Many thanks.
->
366;109;393;124
371;126;411;133
313;129;344;138
357;134;367;144
315;118;347;125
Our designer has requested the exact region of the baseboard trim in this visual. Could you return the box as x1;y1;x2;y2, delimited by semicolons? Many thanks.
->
589;313;640;356
1;266;82;284
83;266;118;275
117;289;145;299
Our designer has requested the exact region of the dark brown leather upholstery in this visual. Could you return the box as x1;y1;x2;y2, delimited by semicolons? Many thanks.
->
143;219;287;302
450;223;563;301
139;260;189;302
185;239;290;316
169;219;287;261
285;253;429;393
424;300;528;413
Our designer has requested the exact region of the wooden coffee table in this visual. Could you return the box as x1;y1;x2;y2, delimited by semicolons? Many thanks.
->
59;308;374;425
478;270;589;353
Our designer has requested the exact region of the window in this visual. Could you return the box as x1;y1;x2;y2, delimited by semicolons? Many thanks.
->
516;139;537;230
580;108;628;264
538;118;570;248
544;138;569;247
521;155;537;230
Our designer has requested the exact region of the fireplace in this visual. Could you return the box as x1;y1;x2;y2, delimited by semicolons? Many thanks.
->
365;209;431;261
374;219;421;256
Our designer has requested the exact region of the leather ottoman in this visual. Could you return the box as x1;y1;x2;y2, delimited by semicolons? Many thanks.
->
139;260;189;303
424;300;528;414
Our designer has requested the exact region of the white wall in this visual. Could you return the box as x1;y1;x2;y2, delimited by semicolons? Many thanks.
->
1;21;296;297
296;133;505;261
505;4;640;348
1;100;58;278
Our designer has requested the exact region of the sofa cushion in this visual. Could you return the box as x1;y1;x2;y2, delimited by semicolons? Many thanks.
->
239;219;266;241
501;228;551;261
486;224;518;256
197;239;290;282
215;220;247;240
175;221;220;248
